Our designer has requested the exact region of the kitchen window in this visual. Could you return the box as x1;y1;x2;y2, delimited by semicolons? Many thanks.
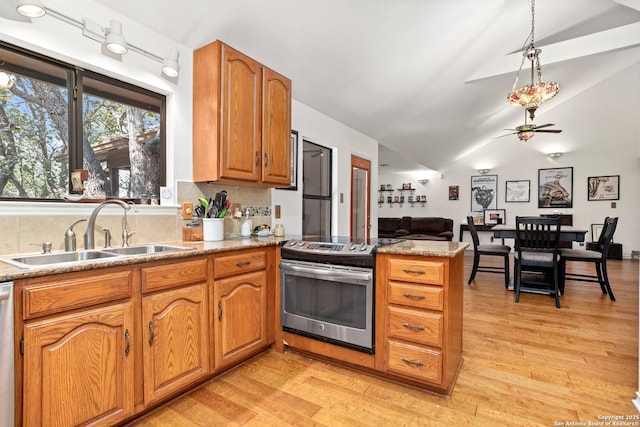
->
0;42;165;201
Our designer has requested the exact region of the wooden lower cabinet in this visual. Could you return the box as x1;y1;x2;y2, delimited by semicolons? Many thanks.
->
141;283;209;404
376;252;464;395
213;270;268;370
23;302;135;427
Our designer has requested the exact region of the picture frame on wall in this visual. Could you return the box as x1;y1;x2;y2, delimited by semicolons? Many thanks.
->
279;130;298;190
588;175;619;201
591;223;604;242
449;185;459;200
538;167;573;208
471;175;497;212
484;209;506;225
505;180;530;202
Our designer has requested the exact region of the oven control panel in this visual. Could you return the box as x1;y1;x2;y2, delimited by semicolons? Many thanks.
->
285;240;375;256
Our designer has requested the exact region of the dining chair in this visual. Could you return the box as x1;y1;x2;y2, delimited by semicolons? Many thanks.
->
466;216;512;288
559;216;618;301
514;216;562;308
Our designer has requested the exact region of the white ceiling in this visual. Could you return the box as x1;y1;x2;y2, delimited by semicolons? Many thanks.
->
93;0;640;174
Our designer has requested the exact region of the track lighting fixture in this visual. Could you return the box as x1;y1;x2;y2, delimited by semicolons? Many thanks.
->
16;0;45;18
104;20;128;55
16;2;180;79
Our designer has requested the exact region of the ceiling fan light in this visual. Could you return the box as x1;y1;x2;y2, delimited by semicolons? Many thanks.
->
105;20;128;54
518;131;535;141
16;0;45;17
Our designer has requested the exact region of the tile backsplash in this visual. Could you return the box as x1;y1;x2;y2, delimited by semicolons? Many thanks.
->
0;180;272;255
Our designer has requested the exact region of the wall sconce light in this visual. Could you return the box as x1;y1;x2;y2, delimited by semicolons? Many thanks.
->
104;20;128;55
16;0;45;18
16;2;180;79
547;152;563;159
477;168;491;175
418;179;429;185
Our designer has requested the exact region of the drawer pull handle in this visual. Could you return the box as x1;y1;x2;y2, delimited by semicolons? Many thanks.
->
124;329;130;357
402;269;425;275
236;261;251;267
401;357;424;367
402;323;425;331
148;321;154;346
402;293;425;300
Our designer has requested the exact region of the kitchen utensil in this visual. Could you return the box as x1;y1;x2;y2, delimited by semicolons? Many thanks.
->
208;205;218;218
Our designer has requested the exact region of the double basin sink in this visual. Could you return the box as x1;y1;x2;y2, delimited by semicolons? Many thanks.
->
1;244;196;269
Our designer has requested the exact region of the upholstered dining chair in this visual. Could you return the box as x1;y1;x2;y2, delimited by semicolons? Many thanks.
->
514;216;562;308
466;216;512;288
559;216;618;301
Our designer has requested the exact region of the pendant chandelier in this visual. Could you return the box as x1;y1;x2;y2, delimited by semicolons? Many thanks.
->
507;0;559;120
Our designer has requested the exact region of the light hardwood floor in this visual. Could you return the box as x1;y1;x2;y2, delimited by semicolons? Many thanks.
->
130;252;639;426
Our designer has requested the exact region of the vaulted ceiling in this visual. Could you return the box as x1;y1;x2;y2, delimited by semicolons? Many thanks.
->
94;0;640;174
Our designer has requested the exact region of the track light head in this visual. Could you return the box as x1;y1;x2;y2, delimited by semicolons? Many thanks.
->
162;49;180;77
16;0;45;17
105;20;128;54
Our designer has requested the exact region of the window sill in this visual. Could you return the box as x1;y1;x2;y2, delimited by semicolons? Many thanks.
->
0;201;180;216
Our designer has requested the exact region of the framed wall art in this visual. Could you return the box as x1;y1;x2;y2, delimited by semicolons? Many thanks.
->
588;175;619;201
591;223;604;242
471;175;497;212
484;209;506;225
505;180;530;202
538;167;573;209
278;130;299;190
449;185;459;200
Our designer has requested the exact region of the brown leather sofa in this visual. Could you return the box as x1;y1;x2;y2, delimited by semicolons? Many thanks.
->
378;216;454;241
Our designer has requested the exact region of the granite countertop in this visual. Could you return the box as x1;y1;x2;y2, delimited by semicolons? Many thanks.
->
0;236;285;281
375;240;468;257
0;236;468;282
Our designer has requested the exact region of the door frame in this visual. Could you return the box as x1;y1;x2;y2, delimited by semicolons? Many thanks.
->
350;155;371;240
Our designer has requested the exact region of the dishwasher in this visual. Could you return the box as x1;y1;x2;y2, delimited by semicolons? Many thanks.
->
0;281;14;427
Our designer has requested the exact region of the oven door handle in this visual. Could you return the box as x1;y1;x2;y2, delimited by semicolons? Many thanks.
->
280;262;371;281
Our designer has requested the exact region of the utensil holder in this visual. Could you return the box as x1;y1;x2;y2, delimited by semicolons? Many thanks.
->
203;218;224;241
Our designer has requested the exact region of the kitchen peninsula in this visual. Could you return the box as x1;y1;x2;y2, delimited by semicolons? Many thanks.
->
1;237;467;426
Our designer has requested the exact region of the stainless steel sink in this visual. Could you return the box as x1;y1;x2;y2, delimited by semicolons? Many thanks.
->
102;244;195;256
1;250;120;269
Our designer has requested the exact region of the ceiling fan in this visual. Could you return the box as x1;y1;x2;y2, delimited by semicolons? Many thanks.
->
494;113;562;141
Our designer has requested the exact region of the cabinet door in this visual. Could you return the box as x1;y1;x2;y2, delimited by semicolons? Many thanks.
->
23;303;135;427
261;67;292;185
220;44;262;181
214;270;267;370
142;283;209;404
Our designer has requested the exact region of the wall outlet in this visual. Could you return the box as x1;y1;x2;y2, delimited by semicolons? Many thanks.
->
181;202;193;220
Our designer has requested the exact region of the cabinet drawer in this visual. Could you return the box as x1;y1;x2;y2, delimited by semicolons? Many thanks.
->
23;270;133;319
387;258;444;285
387;339;442;384
388;281;443;310
388;306;443;347
214;250;266;279
142;258;208;293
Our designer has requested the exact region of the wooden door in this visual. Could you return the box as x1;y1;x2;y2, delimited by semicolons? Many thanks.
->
220;44;262;181
23;303;135;427
214;271;267;370
262;67;292;185
142;283;209;404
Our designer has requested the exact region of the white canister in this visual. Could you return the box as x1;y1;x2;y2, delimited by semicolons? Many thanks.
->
273;224;285;237
240;219;252;237
203;218;224;241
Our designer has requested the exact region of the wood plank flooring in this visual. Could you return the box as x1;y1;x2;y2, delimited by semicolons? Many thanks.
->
130;253;639;426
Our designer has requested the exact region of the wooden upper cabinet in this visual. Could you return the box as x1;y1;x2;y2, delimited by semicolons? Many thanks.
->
262;67;292;185
193;40;291;185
